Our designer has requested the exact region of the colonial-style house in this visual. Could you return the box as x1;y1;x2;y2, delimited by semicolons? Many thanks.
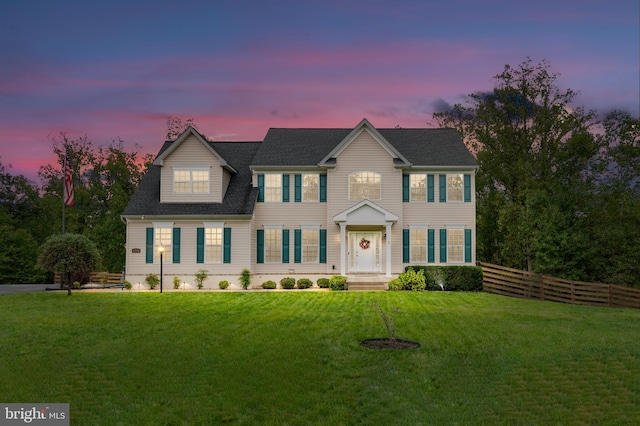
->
121;118;478;289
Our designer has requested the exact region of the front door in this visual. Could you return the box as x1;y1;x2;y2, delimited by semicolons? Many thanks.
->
349;232;381;273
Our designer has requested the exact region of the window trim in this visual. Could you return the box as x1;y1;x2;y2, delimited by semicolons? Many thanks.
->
302;173;320;202
264;226;282;263
409;225;428;263
301;225;320;263
264;173;282;203
446;173;464;202
410;174;427;202
349;171;381;200
446;226;465;263
172;166;210;194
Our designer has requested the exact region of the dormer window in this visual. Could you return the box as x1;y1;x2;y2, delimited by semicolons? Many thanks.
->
349;172;381;200
173;167;209;193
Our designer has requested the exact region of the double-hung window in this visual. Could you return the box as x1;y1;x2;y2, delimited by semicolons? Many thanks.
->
349;172;381;200
264;228;282;263
264;174;281;202
447;174;463;201
448;229;464;262
205;227;223;263
410;228;427;263
410;174;426;201
302;228;319;263
173;167;209;193
154;227;172;263
302;174;319;202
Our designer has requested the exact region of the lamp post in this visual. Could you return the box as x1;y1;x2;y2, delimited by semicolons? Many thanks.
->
158;245;164;293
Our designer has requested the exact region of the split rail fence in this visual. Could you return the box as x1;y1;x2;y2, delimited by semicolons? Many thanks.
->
480;262;640;309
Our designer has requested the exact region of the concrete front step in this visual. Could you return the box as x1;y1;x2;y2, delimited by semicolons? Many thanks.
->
347;276;388;291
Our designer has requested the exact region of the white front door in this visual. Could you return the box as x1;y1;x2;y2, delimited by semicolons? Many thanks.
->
349;232;381;273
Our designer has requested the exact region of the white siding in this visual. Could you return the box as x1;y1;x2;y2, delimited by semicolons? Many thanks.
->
160;135;225;203
124;219;252;288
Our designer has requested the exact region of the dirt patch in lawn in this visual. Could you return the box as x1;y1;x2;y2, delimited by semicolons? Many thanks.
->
360;338;420;349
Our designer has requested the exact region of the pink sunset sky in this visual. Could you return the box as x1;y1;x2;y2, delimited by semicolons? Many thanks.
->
1;0;638;183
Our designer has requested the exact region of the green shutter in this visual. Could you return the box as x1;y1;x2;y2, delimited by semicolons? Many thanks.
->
294;229;301;263
257;174;264;202
172;228;180;264
319;229;327;263
196;228;205;264
319;174;327;202
427;174;434;202
402;174;410;202
282;174;290;202
145;227;154;264
464;229;472;263
294;174;302;202
402;229;410;263
439;175;447;202
223;228;231;263
257;230;264;264
282;229;290;263
428;229;435;263
440;229;447;263
464;174;471;202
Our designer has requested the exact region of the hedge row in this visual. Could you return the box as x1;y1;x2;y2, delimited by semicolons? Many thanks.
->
404;266;483;292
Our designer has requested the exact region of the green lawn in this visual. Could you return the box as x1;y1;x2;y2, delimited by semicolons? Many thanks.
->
0;291;638;425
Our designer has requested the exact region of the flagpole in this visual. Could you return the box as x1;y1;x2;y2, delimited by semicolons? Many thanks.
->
62;150;66;235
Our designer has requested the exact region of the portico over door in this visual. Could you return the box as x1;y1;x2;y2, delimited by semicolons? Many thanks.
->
334;200;398;277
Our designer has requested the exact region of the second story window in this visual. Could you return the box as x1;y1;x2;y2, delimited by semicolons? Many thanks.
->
349;172;381;200
302;174;319;202
173;167;209;193
264;174;281;202
410;174;426;201
447;174;463;201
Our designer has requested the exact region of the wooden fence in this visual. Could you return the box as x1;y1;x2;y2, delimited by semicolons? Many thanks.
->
480;262;640;309
53;272;124;288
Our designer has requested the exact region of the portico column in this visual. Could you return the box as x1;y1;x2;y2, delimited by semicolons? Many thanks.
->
340;222;346;276
385;222;392;277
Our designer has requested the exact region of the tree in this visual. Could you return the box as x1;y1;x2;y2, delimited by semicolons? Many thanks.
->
166;116;198;141
38;233;101;295
434;58;597;274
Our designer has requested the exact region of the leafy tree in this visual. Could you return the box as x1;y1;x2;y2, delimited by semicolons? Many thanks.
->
434;58;598;274
38;233;101;295
166;116;198;141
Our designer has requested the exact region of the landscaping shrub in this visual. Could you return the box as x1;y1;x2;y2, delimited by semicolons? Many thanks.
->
173;276;181;290
261;280;277;289
145;273;159;290
329;275;347;291
297;278;312;289
194;269;209;289
406;266;483;291
387;278;404;291
239;269;251;289
399;268;426;291
317;278;330;288
123;280;132;290
218;280;229;290
280;277;296;289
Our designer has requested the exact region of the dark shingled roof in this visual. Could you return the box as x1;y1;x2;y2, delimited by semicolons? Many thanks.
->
123;125;476;217
122;141;261;217
251;127;476;167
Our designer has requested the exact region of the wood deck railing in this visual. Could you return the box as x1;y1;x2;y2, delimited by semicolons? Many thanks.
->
480;262;640;309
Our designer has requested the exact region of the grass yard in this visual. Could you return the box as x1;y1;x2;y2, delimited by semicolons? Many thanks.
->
0;291;638;425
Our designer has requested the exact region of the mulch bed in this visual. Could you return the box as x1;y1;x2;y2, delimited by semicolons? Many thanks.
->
360;338;420;349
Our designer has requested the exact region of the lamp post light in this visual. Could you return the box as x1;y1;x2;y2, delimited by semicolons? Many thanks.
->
158;245;164;293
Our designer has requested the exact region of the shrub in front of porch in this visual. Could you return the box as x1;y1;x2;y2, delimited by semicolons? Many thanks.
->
329;276;347;291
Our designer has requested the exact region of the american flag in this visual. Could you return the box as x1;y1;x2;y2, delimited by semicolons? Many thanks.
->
63;150;75;207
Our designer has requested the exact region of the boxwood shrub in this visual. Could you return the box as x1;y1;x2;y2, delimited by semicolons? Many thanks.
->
405;266;483;291
317;278;330;288
329;275;347;291
280;277;296;289
297;278;312;289
261;280;277;289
